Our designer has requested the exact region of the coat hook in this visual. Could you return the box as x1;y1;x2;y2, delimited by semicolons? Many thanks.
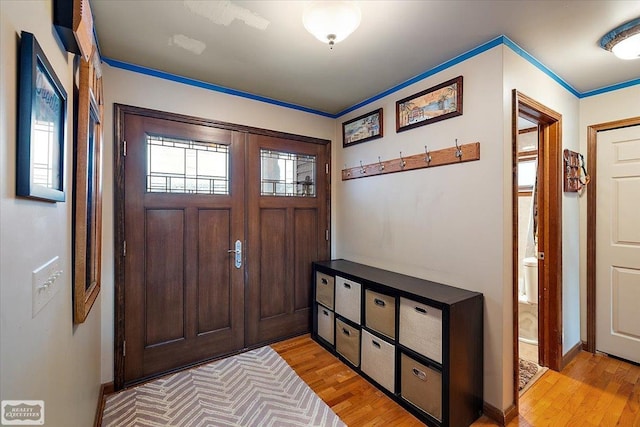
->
425;145;431;164
360;160;366;174
345;164;351;177
455;138;462;159
400;151;406;169
378;156;385;171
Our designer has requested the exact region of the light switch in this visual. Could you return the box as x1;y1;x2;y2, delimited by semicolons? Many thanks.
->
32;256;62;317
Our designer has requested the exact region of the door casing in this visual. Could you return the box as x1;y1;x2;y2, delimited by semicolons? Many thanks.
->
512;90;563;415
112;104;331;390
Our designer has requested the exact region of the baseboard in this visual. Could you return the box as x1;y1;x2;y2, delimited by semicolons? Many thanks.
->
581;340;589;351
561;341;583;370
483;401;517;426
94;382;114;427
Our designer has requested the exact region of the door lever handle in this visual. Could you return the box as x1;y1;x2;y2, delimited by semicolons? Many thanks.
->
228;240;242;268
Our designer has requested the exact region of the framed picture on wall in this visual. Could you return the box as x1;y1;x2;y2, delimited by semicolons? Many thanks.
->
342;108;383;147
73;52;104;324
16;31;67;202
396;76;463;133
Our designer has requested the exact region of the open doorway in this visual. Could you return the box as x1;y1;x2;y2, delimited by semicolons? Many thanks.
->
512;90;563;409
516;118;540;367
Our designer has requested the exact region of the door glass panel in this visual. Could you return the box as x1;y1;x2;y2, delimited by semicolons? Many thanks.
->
260;149;316;197
146;135;229;194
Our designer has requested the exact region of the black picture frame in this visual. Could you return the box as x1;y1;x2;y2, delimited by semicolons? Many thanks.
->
396;76;463;133
342;108;383;147
17;31;67;202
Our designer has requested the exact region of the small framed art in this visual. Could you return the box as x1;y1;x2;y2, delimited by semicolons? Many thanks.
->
342;108;383;147
396;76;462;133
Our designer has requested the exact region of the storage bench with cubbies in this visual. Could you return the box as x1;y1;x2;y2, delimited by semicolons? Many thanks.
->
312;259;483;427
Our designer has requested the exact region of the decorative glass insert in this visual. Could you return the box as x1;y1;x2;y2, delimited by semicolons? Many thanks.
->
260;149;316;197
146;135;229;194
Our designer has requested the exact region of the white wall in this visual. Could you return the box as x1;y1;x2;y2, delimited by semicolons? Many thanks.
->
99;65;335;382
334;47;509;410
0;2;101;426
333;43;593;411
578;86;640;342
503;48;582;360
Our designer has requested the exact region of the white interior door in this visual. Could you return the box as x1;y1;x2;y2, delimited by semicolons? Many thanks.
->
596;124;640;363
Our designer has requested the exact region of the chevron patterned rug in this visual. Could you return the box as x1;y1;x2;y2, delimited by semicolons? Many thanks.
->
102;346;345;427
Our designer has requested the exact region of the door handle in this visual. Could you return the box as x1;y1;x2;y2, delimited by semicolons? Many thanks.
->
228;240;242;269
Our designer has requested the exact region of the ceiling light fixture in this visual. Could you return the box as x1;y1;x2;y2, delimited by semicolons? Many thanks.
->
600;17;640;60
303;1;361;49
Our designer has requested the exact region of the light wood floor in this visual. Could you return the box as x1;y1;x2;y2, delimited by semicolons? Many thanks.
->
272;335;640;427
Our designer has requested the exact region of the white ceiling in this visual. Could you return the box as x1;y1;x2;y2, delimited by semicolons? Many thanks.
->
91;1;640;116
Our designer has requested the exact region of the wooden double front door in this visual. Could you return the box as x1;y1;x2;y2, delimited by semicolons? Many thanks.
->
117;107;329;387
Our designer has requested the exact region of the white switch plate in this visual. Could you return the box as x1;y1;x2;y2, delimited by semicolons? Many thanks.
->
32;256;62;317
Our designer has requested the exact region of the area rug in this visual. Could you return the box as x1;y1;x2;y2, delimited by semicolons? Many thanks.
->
102;346;345;427
519;358;547;394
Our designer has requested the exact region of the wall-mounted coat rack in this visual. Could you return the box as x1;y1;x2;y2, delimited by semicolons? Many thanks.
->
341;141;480;181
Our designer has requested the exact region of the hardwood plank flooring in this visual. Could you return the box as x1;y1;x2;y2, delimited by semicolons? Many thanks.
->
272;335;640;427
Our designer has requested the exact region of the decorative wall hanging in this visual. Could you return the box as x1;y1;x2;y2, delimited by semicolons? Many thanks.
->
342;108;383;147
17;31;67;202
563;149;590;193
341;140;480;180
396;76;463;133
73;49;104;324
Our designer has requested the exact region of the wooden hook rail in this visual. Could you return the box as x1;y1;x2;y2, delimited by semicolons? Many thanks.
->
341;141;480;181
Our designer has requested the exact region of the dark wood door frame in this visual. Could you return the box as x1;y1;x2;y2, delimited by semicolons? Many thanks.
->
113;104;331;390
512;90;563;414
585;116;640;354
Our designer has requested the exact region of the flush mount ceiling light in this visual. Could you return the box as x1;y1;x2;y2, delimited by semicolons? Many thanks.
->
303;1;361;49
600;17;640;60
